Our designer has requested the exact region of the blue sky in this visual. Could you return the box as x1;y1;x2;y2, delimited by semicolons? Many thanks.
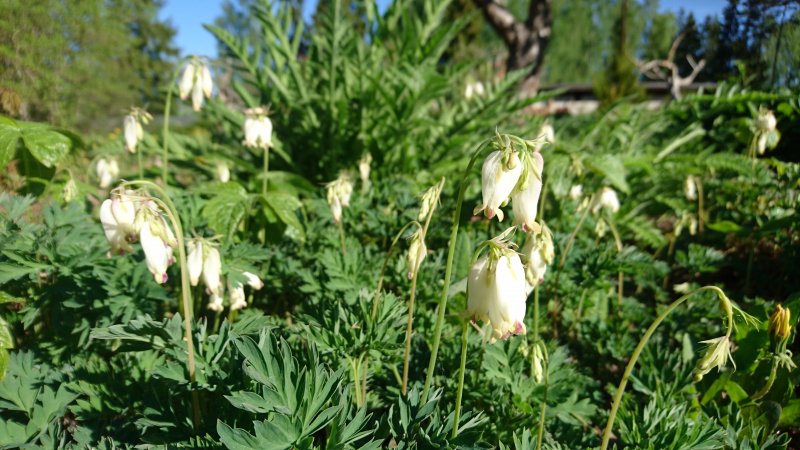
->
159;0;727;57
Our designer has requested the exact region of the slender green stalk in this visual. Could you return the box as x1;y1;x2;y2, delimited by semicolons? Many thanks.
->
696;178;705;234
337;220;347;256
606;218;624;311
402;211;435;395
372;221;421;316
599;286;734;450
552;197;593;316
262;146;270;195
536;355;549;450
120;179;199;431
421;142;487;403
137;150;144;180
161;64;184;185
351;356;362;407
751;358;779;401
532;285;540;338
452;322;469;439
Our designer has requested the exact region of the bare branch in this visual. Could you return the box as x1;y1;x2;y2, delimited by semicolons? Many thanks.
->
472;0;519;45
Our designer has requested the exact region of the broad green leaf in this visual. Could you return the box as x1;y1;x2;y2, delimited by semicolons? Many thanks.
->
262;193;304;239
19;125;71;168
586;154;629;193
0;119;20;168
707;221;742;234
202;182;250;237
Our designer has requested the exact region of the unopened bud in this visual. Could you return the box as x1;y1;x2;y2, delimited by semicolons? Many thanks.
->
768;305;792;341
693;336;734;382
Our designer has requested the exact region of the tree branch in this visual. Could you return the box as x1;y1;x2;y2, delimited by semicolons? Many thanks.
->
472;0;519;46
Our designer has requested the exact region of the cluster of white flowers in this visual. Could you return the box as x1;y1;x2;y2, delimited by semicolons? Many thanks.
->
99;189;177;284
467;235;528;342
123;108;152;154
243;107;273;149
753;108;779;155
96;158;120;189
179;58;214;112
464;81;485;100
466;131;555;343
187;238;263;312
325;173;354;224
592;187;620;214
358;153;372;188
569;184;583;201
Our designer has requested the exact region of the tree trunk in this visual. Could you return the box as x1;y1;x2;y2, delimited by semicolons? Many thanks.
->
473;0;552;95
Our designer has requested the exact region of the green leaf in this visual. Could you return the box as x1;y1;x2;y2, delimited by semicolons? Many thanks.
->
725;380;748;403
586;154;629;193
706;220;742;234
19;125;70;168
262;193;304;239
0;119;21;168
778;399;800;427
202;182;250;237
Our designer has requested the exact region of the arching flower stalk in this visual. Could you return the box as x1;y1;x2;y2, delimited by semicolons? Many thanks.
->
600;286;737;450
98;180;200;430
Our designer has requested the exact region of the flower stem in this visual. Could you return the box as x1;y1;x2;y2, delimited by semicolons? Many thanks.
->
372;221;421;317
552;197;592;322
262;146;270;196
421;142;487;403
599;286;734;450
606;217;624;311
161;65;184;186
137;150;144;180
402;211;435;395
351;356;362;406
121;179;200;432
452;321;469;439
337;220;347;256
536;354;549;450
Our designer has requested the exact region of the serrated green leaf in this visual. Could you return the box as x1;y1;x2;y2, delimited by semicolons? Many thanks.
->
0;120;21;168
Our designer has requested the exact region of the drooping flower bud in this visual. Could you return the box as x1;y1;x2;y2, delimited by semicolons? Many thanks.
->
358;153;372;189
243;107;273;149
539;123;555;146
406;230;427;279
684;176;697;201
216;161;230;182
62;178;78;203
96;158;119;189
521;225;554;287
464;81;485;100
229;279;247;311
768;305;792;342
139;219;170;284
474;150;523;222
467;243;527;342
569;184;583;201
202;247;222;295
123;115;142;154
531;342;545;383
512;152;544;232
242;271;264;290
592;187;620;214
418;178;445;222
187;239;204;286
693;336;734;382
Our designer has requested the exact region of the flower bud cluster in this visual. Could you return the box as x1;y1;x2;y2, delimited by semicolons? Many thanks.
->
753;108;780;156
592;187;620;214
179;58;214;112
186;238;263;312
243;107;273;149
326;173;354;224
768;304;792;342
96;158;120;189
123;108;152;154
520;224;555;287
99;189;177;284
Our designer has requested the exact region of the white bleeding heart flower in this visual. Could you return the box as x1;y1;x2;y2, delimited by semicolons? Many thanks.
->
123;114;143;154
467;248;528;342
593;187;620;214
216;161;230;182
358;153;372;188
229;280;247;311
139;220;170;284
684;176;697;201
326;173;354;223
512;152;544;232
208;293;224;312
569;184;583;201
187;239;204;286
179;63;196;100
539;123;555;145
96;158;119;189
179;59;213;111
474;150;522;222
521;225;554;287
202;247;222;295
755;109;777;132
243;107;273;149
242;271;264;290
100;199;133;254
